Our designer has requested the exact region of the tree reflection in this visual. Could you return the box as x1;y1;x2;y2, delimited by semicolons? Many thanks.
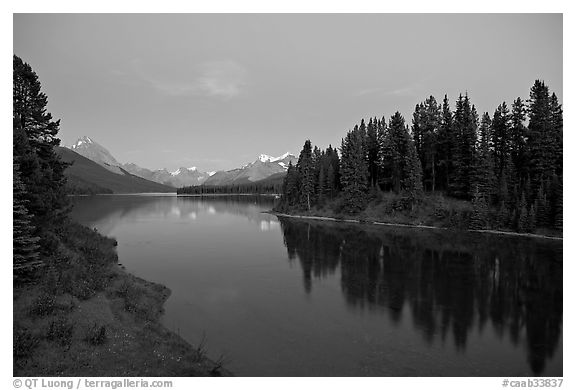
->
279;218;562;375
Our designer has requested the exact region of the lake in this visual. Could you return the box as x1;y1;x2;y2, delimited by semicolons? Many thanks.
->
70;194;562;376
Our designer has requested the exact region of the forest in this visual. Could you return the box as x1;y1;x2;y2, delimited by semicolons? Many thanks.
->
276;80;563;234
177;175;284;195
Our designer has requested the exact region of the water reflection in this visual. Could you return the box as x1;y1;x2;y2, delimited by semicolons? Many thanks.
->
70;194;276;235
279;218;562;376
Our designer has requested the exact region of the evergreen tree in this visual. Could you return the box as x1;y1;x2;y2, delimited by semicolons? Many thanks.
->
452;94;478;199
553;179;562;230
366;117;380;188
404;134;423;201
382;112;406;193
13;163;41;275
13;55;69;233
436;95;455;192
510;97;528;180
317;163;327;204
281;161;301;208
340;128;369;213
412;96;440;191
549;92;563;177
475;112;496;199
326;163;336;199
381;112;422;197
296;140;315;210
492;102;511;182
526;80;553;189
376;117;389;190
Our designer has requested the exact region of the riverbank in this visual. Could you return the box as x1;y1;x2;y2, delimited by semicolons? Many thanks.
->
14;222;229;376
267;211;563;241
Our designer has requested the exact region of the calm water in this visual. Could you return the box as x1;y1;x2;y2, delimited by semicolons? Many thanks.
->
70;194;562;376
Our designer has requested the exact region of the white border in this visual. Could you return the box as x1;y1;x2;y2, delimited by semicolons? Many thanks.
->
2;3;571;389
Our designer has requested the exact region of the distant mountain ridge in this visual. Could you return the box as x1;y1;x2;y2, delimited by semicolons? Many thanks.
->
66;136;296;188
56;147;174;194
203;153;297;186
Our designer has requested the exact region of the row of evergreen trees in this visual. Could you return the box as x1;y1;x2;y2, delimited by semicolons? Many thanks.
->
279;80;562;232
177;179;283;195
13;55;71;277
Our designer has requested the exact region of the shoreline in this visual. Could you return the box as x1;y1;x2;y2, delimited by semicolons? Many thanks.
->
176;193;279;197
267;211;563;241
14;220;231;377
14;265;231;376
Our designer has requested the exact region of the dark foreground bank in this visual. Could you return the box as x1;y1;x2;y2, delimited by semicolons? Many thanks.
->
14;222;229;377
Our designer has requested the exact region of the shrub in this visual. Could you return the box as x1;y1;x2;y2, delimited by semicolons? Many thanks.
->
13;326;39;360
29;292;56;317
47;317;74;348
85;323;107;345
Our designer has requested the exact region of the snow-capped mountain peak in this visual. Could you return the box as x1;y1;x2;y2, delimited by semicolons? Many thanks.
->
188;166;197;171
207;171;217;176
257;152;294;163
170;168;182;176
271;152;293;162
71;136;94;149
258;154;275;163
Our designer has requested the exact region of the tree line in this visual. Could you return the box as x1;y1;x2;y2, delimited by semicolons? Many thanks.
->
178;182;282;195
278;80;562;233
177;177;284;195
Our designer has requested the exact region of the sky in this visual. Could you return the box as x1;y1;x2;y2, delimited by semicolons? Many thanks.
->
13;14;562;172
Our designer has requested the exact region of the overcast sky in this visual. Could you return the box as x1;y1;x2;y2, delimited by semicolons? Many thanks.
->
13;14;562;172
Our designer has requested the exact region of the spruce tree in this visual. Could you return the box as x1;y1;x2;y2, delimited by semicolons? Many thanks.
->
366;117;380;188
384;112;407;193
404;134;423;202
510;98;527;180
549;92;563;177
526;80;553;188
492;102;511;183
13;163;41;276
297;140;315;210
281;161;301;208
376;117;389;190
13;55;69;232
436;95;454;192
452;94;478;199
412;96;440;192
475;112;496;199
340;129;369;213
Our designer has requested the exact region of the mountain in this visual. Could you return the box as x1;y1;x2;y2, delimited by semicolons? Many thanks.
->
167;167;212;187
66;136;295;188
66;136;213;187
69;136;125;175
203;152;296;186
122;163;214;187
56;147;174;194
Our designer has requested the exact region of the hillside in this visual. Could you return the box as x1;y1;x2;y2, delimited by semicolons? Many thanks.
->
56;147;175;194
